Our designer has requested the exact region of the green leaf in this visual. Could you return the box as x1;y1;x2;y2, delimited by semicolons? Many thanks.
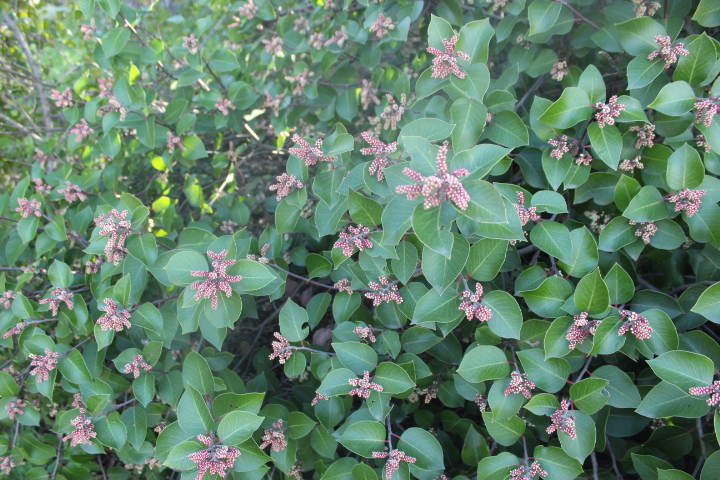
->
48;261;72;289
632;454;673;480
58;349;92;385
393;242;419;284
102;27;130;58
477;452;519;480
623;186;669;222
588;123;622;170
521;276;572;318
182;351;215;395
675;33;717;85
693;0;720;27
558;410;595;462
615;174;642;211
666;143;705;190
538;87;594;129
647;350;715;391
604;264;635;305
412;288;462;325
636;381;710;418
120;406;147;450
422;233;469;293
412;202;456;258
177;385;215;436
457;345;510;383
338;421;386;457
648;81;696;116
164;250;208;286
533;446;584;480
279;299;309;342
574;267;610;315
217;411;264;446
692;282;720;323
94;412;127;449
374;362;415;394
484;290;522;339
333;342;378;375
131;302;164;336
400;118;455;144
349;189;383;226
485;110;529;148
450;63;491;102
627;56;664;89
483;413;525;446
397;427;444;471
462;426;490;466
466;239;508;281
127;234;158;266
456;19;494;64
528;0;562;35
317;368;355;397
517;348;570;393
530;221;573;264
451;98;486;151
570;378;610;414
590;317;626;355
616;17;666;55
598;217;637;252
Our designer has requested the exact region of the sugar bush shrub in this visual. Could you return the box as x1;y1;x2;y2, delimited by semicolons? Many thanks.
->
2;0;720;479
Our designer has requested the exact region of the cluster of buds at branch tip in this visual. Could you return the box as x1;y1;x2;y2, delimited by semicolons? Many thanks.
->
575;151;593;166
629;124;656;148
51;87;73;108
459;283;492;322
365;276;403;306
648;35;689;68
334;278;353;294
190;250;242;309
247;243;271;264
551;61;569;81
334;224;374;257
167;132;186;153
618;309;653;340
632;0;661;17
475;394;488;412
380;94;406;130
63;397;97;447
629;220;657;244
361;131;398;182
269;173;304;201
311;393;330;406
696;135;711;153
360;80;381;110
668;188;706;217
269;332;292;364
215;98;236;115
396;142;470;210
5;399;26;420
260;419;288;452
264;91;286;117
694;96;720;127
510;461;548;480
1;290;16;309
370;13;395;38
70;119;94;142
95;208;132;265
29;348;59;382
566;312;600;349
2;321;26;339
546;399;577;439
548;135;570;159
229;0;258;26
262;35;284;54
514;192;540;226
288;134;336;166
285;68;314;96
354;325;377;343
427;35;470;79
619;155;644;172
39;287;75;316
33;178;52;196
97;298;132;332
504;371;536;399
58;181;87;202
689;381;720;407
188;434;241;480
182;34;198;54
124;355;152;378
16;197;43;218
349;371;384;398
594;95;626;128
372;450;417;479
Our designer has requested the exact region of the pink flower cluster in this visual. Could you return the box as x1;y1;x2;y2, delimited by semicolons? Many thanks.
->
260;419;288;452
311;393;330;406
269;173;304;201
514;192;540;226
167;132;186;153
349;370;384;398
64;409;97;447
58;181;87;202
124;355;152;378
2;321;26;339
229;1;258;25
334;224;374;257
550;61;568;81
459;283;492;322
70;119;94;142
86;258;103;274
334;279;353;294
51;87;73;108
1;456;18;475
361;132;398;182
546;399;577;439
246;243;271;264
689;381;720;407
15;197;42;218
1;290;16;309
269;332;292;364
188;434;241;480
618;309;653;340
510;461;548;480
215;98;235;115
29;348;59;382
5;399;26;420
566;312;600;350
262;35;284;54
427;35;470;79
285;68;314;96
381;94;406;130
360;80;381;110
397;142;470;210
372;449;417;479
648;35;689;68
190;250;242;310
370;13;395;38
668;188;706;217
33;178;52;196
97;298;132;332
39;287;75;316
694;97;720;127
632;0;661;17
629;124;656;148
594;95;626;128
697;135;711;153
475;394;488;412
548;135;570;159
629;220;658;244
365;276;403;306
354;325;377;343
288;134;336;166
95;208;132;265
575;152;593;166
183;34;198;54
264;91;286;117
619;156;644;172
504;371;536;399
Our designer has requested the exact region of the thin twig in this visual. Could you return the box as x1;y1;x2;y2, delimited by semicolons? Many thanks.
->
606;436;624;480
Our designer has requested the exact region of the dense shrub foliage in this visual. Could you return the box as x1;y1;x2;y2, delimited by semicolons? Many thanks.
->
2;0;720;479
